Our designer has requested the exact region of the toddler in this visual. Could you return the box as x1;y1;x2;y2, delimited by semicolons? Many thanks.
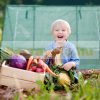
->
44;19;80;83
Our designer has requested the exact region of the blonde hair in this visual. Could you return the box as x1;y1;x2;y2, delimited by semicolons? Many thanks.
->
51;19;71;34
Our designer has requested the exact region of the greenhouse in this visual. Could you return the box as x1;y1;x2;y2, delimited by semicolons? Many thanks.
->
1;5;100;69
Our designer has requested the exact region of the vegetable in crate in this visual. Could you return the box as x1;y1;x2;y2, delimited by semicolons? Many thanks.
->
0;48;14;63
19;49;32;60
9;54;27;69
26;56;57;76
36;57;57;76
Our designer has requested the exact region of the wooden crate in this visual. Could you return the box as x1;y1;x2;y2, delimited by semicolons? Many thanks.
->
0;61;45;89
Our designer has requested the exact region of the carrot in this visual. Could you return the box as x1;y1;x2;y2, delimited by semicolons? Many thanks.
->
33;58;37;64
27;56;57;77
45;64;58;77
26;56;34;70
39;59;58;77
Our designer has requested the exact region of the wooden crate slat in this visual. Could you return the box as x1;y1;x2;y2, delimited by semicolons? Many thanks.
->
0;75;40;89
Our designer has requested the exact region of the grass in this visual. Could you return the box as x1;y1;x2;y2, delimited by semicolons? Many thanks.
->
0;33;1;39
0;22;2;46
12;73;100;100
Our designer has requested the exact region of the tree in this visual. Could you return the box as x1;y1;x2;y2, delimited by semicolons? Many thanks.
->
0;0;10;10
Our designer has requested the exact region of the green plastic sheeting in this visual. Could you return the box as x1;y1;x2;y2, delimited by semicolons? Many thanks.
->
1;5;100;69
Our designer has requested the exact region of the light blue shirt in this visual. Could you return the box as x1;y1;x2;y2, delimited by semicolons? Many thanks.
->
45;41;80;79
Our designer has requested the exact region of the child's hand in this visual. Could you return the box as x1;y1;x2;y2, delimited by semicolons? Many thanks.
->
63;62;76;71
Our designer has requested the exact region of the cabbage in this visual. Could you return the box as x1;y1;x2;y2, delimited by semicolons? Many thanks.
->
9;54;27;69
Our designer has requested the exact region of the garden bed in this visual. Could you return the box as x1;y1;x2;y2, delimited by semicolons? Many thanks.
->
0;68;100;100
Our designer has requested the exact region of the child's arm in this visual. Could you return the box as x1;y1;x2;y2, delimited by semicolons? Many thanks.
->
63;44;80;71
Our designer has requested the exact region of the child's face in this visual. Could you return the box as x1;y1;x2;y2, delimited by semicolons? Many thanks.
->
52;22;70;42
